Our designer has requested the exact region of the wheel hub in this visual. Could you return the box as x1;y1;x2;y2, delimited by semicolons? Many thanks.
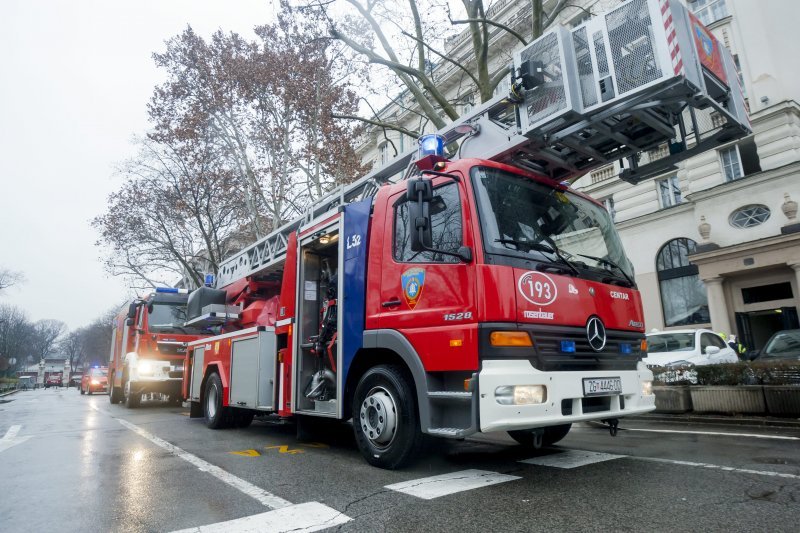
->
360;388;397;447
207;385;217;418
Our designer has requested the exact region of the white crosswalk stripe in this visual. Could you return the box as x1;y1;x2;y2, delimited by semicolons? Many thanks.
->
385;469;520;500
0;425;31;454
519;449;625;469
170;502;351;533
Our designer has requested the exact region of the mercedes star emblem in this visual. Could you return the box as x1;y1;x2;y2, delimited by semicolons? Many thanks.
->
586;317;607;351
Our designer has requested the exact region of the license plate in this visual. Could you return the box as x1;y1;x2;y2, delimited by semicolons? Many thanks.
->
583;377;622;397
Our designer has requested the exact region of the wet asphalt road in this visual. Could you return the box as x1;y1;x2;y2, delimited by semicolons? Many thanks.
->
1;388;799;532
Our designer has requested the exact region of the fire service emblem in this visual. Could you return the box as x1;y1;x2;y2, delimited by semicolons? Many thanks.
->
402;267;425;309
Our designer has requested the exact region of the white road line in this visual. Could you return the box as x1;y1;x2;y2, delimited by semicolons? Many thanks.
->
3;425;21;440
623;428;800;441
170;502;351;533
385;469;520;500
0;425;31;454
116;418;293;509
633;456;800;480
519;449;625;469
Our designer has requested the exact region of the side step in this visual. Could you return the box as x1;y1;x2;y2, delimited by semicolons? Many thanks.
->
427;391;472;402
427;427;471;438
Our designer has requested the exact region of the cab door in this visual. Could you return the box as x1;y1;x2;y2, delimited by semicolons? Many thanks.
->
377;178;478;371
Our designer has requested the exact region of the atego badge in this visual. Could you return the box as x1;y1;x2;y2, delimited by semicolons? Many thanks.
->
402;267;425;309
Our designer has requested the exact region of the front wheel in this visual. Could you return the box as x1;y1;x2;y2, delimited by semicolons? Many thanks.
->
124;376;140;408
109;385;123;404
508;423;572;448
80;387;85;395
352;365;422;469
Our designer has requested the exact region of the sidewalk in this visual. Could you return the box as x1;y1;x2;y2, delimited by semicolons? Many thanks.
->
623;412;800;429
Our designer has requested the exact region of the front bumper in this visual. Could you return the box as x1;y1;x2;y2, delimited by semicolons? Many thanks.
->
478;359;655;433
129;378;182;395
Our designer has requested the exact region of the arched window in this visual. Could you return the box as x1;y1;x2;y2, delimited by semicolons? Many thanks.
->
656;238;710;326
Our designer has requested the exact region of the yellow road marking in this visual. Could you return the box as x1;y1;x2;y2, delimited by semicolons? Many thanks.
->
265;445;304;455
230;449;262;457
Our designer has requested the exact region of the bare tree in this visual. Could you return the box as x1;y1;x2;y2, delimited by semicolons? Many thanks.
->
0;304;35;373
30;319;66;361
316;0;579;134
0;268;25;293
94;135;249;289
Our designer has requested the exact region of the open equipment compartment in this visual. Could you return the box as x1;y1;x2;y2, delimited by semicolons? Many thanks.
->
294;218;342;416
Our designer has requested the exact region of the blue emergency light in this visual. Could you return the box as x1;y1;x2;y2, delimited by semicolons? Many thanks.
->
155;287;189;294
418;134;444;158
204;274;215;287
619;343;632;354
560;340;576;353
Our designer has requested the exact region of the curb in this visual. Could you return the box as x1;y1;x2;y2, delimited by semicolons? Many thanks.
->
621;413;800;429
0;389;21;398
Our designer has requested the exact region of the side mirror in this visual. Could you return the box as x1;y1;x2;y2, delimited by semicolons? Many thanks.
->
406;178;433;252
127;302;138;319
704;345;720;355
125;317;134;327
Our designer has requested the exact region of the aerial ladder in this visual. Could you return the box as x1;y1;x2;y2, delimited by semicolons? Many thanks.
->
215;0;749;289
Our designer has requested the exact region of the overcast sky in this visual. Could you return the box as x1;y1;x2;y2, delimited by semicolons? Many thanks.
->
0;0;276;330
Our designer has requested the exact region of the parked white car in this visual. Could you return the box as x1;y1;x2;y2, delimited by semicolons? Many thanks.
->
643;329;739;368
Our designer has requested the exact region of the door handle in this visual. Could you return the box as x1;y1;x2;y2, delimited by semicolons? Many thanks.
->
382;299;402;308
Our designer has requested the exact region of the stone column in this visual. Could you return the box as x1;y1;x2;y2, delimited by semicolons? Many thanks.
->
789;263;800;303
703;277;732;334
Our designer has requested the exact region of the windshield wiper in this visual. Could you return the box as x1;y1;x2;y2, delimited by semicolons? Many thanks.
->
576;253;635;287
496;238;579;276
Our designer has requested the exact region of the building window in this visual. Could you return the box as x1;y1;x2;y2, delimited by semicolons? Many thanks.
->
657;175;682;208
379;143;389;166
603;197;616;221
656;238;710;326
394;182;463;263
719;146;742;181
689;0;729;26
729;204;770;228
398;133;405;154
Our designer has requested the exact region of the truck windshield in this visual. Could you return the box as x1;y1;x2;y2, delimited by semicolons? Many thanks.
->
148;303;192;333
471;166;634;283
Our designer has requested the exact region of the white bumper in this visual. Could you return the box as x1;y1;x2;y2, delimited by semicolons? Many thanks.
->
478;359;655;433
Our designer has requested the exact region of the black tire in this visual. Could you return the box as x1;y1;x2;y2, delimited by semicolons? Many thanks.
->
234;411;254;428
352;365;422;469
109;386;123;404
124;375;140;409
508;424;572;448
80;388;85;395
204;372;229;429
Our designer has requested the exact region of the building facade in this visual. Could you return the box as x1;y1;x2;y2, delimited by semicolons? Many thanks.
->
357;0;800;351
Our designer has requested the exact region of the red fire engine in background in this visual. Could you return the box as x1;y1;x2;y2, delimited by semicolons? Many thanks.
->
164;0;745;468
108;288;210;408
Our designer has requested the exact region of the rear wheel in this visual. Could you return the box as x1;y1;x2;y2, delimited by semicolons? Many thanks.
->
204;372;229;429
80;387;85;395
508;424;572;448
352;365;422;469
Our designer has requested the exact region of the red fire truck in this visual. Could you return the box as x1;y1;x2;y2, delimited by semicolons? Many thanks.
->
108;288;211;408
181;0;750;468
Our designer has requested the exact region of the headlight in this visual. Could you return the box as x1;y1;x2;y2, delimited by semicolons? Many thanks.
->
495;385;547;405
138;361;153;374
91;379;100;385
641;380;653;396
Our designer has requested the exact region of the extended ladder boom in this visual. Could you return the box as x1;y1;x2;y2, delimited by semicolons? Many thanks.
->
216;0;749;288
